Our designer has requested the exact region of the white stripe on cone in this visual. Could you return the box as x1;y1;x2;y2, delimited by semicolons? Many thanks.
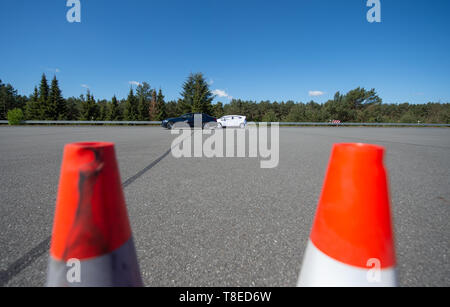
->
298;240;397;287
47;238;142;287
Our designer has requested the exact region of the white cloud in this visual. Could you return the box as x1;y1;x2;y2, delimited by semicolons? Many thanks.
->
309;91;325;97
208;79;214;85
46;67;60;73
212;89;232;100
81;84;90;89
129;81;142;87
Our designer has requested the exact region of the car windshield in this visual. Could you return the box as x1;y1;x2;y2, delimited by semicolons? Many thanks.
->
180;113;191;119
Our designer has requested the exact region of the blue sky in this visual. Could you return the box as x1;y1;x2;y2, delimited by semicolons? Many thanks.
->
0;0;449;104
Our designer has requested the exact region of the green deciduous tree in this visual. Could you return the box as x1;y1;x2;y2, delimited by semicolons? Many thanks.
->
261;110;278;122
7;108;24;125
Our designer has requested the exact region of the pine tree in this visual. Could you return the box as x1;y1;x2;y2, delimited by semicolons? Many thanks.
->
48;76;66;120
0;80;19;119
180;73;213;114
90;93;99;120
165;100;179;118
212;101;224;118
38;74;49;120
137;95;149;121
80;91;90;120
65;97;80;120
192;81;203;113
124;88;138;121
179;76;194;113
156;89;167;120
136;82;151;121
97;100;108;120
80;90;98;120
136;82;152;101
25;87;41;120
0;79;4;119
148;90;158;120
107;95;120;121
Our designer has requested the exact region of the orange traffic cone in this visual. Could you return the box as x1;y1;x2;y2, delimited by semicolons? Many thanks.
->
297;143;397;287
47;142;142;287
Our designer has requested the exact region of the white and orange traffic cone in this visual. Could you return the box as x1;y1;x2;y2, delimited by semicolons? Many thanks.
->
298;143;397;287
47;142;142;287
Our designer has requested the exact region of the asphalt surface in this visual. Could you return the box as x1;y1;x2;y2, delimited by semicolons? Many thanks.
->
0;126;449;287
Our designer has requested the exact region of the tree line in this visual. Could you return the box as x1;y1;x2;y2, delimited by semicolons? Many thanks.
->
219;90;450;124
1;73;449;123
1;74;167;122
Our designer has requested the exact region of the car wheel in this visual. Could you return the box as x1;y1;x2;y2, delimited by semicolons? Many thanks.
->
168;122;174;130
217;123;223;129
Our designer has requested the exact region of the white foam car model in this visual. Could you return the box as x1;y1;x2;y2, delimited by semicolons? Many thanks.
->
217;115;247;128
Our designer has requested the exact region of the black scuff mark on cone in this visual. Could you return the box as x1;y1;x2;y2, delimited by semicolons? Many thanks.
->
62;147;108;262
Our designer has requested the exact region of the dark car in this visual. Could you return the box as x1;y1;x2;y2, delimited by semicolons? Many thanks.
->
161;113;217;129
